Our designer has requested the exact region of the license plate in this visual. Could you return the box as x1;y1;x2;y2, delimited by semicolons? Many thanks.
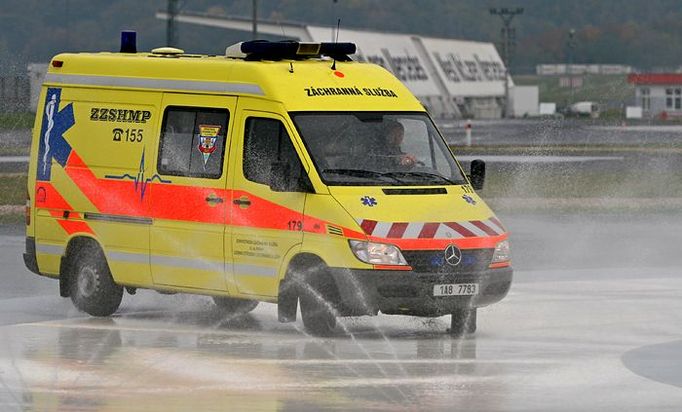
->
433;283;479;296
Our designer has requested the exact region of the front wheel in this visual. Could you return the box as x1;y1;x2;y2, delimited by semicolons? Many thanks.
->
212;296;258;315
69;246;123;317
449;308;477;336
300;292;337;336
298;264;338;336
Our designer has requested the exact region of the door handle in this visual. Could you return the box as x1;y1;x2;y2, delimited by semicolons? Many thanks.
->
205;195;224;204
233;196;252;207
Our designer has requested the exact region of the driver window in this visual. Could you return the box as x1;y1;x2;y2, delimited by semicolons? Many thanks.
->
396;118;450;172
243;117;305;186
399;119;428;158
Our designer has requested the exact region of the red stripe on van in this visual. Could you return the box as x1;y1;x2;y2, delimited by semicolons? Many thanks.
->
57;219;94;235
489;216;505;231
360;220;378;235
369;233;508;251
470;220;499;236
444;222;476;237
35;182;72;210
386;222;408;238
418;223;439;238
36;182;95;236
62;150;365;237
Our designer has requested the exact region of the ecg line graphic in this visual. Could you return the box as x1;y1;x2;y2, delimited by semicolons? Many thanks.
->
105;148;171;200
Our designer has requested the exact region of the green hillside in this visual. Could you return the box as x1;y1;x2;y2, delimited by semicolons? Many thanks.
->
0;0;680;73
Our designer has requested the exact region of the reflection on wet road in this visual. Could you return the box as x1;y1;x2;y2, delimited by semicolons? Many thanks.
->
1;212;682;411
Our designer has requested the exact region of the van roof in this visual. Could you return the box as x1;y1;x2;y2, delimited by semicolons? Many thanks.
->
45;48;424;112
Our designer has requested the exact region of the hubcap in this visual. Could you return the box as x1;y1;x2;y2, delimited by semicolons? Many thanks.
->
77;267;98;298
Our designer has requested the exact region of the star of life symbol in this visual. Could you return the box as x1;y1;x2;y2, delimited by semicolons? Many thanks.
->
361;196;377;207
36;87;75;182
42;94;57;174
462;194;477;205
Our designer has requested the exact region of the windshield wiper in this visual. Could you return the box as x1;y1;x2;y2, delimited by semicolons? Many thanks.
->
383;171;465;185
321;168;406;184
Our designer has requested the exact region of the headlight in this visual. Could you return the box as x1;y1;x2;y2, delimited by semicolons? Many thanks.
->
491;240;511;263
349;240;408;266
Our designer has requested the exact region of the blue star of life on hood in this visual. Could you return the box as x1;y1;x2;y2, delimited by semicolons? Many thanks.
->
462;194;477;205
361;196;377;207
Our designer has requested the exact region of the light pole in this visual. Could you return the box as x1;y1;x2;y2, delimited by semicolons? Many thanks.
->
166;0;178;47
252;0;258;40
567;28;576;106
331;0;339;41
489;7;524;118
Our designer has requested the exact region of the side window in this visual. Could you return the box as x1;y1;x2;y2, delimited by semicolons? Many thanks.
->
158;107;229;178
243;117;304;186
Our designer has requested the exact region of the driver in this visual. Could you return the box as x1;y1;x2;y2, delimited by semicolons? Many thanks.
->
383;120;417;168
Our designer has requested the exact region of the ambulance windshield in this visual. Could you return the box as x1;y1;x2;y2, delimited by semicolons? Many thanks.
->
291;112;467;186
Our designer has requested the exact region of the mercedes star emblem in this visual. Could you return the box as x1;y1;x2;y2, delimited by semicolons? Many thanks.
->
444;244;462;266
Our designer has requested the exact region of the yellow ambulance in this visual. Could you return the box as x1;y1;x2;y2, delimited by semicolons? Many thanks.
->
24;33;512;336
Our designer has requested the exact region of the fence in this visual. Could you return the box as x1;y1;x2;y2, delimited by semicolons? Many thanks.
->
0;75;30;112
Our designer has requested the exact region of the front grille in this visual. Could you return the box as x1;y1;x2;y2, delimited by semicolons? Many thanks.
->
402;249;494;273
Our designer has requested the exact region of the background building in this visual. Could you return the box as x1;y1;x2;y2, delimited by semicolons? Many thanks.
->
536;64;633;76
628;73;682;119
156;11;511;119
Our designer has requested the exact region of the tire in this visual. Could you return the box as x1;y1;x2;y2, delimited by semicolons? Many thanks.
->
450;308;477;336
69;246;123;317
300;291;337;336
299;264;337;337
212;296;258;315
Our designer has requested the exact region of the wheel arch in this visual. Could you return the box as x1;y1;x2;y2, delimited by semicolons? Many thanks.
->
277;252;340;323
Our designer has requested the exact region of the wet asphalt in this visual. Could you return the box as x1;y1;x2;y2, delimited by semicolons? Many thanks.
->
1;121;682;410
1;210;681;411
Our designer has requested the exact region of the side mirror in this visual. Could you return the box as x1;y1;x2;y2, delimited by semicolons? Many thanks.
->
269;161;313;193
469;159;485;190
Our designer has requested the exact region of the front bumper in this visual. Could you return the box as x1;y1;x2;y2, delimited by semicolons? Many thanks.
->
329;266;512;317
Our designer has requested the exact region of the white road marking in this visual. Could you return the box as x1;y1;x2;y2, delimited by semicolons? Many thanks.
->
0;156;29;163
456;155;624;163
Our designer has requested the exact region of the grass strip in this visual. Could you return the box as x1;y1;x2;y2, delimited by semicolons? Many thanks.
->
0;212;24;225
0;147;30;156
480;164;682;200
451;144;682;155
0;174;26;205
0;112;35;131
485;197;682;214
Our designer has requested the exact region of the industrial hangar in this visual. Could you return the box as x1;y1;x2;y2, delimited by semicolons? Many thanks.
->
156;11;510;119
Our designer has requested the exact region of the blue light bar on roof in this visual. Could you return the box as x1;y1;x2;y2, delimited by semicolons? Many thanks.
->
120;31;137;53
229;40;356;61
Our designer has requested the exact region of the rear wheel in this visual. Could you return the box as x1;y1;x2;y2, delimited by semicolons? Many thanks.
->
449;308;477;336
69;246;123;317
212;296;258;315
